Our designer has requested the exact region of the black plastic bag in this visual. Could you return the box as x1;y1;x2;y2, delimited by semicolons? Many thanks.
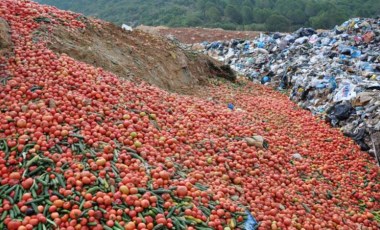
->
326;103;354;126
296;27;316;37
329;103;354;120
344;125;370;151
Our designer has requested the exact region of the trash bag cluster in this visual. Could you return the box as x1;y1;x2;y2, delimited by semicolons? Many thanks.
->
196;17;380;158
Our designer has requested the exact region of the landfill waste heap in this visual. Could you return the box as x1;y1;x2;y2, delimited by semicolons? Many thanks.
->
196;17;380;162
0;1;380;230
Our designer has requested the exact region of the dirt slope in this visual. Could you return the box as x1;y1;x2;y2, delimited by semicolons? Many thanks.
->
0;17;12;57
32;19;234;95
0;17;12;83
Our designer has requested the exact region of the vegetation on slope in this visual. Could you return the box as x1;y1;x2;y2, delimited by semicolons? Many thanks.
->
36;0;380;31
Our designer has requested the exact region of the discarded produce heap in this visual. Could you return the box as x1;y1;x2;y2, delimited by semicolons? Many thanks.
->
0;1;379;230
196;18;380;157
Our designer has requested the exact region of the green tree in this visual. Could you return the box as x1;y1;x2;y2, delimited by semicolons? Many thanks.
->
205;7;221;22
224;5;243;24
252;8;273;23
356;8;371;17
243;0;255;8
196;0;207;19
305;1;322;17
255;0;275;8
37;0;380;32
365;0;380;15
266;14;291;32
241;6;253;24
287;9;307;25
310;9;347;29
184;14;203;27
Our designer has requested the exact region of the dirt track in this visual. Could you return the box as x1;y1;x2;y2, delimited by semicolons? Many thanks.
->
137;25;261;44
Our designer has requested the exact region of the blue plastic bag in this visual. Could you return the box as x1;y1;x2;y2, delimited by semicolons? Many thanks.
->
340;54;348;61
316;83;326;89
256;41;265;48
244;209;259;230
261;76;271;85
327;76;337;91
351;50;361;58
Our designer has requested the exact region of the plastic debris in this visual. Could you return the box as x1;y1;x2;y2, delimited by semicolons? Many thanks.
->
370;131;380;165
195;17;380;155
292;153;303;160
327;103;354;126
261;76;271;84
228;103;235;110
121;24;133;31
244;136;269;149
244;209;259;230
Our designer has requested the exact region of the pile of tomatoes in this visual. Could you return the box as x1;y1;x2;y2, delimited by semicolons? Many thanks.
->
0;1;379;230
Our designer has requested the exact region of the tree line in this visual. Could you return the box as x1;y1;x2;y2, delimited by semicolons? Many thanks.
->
37;0;380;32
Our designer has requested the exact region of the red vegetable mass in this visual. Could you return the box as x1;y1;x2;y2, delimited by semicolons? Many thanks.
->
0;1;379;230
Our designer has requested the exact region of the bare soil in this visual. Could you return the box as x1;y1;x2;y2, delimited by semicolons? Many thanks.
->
0;17;12;57
137;25;261;44
33;20;235;95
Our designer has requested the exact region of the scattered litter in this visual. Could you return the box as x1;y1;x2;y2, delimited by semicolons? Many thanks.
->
197;17;380;155
327;102;354;126
228;103;235;110
370;131;380;165
244;209;260;230
292;153;303;160
121;24;133;31
244;136;269;149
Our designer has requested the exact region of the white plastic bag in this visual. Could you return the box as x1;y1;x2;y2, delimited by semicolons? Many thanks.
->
333;82;357;102
121;24;133;31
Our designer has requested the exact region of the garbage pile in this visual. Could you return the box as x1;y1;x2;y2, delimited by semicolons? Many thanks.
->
196;17;380;159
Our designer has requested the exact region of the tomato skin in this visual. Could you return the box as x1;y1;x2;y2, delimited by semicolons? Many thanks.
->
106;220;114;227
216;209;225;218
124;222;135;230
21;178;34;190
69;209;82;219
1;2;380;230
9;172;21;180
16;119;27;128
6;220;21;230
156;218;167;225
53;199;64;208
176;186;188;197
141;199;150;208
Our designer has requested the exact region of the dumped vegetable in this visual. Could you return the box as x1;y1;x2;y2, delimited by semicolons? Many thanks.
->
0;1;379;230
